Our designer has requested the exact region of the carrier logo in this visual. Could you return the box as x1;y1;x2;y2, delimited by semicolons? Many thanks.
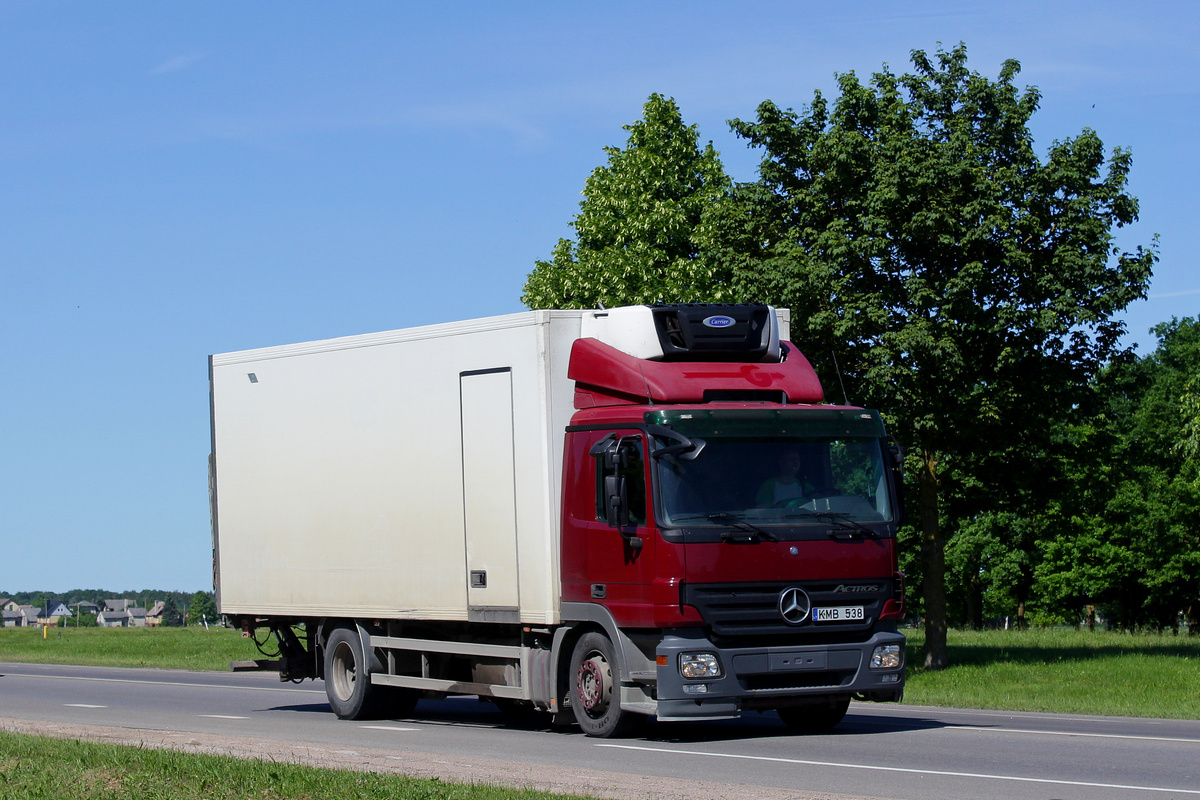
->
833;584;880;594
778;587;811;625
702;315;735;328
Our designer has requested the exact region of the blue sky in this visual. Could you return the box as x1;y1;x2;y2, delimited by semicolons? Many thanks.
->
2;2;1195;593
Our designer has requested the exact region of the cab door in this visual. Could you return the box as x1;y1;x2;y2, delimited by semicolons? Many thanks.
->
560;428;657;626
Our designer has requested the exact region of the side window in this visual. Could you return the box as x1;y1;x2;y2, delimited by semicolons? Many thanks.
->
594;435;646;526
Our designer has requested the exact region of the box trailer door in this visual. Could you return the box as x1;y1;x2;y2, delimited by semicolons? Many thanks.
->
460;368;520;621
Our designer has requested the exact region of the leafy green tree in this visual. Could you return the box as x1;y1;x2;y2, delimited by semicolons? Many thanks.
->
160;596;185;627
71;605;98;627
945;511;1040;628
187;591;218;626
1121;320;1200;633
1176;376;1200;489
523;94;732;309
1038;318;1200;633
713;44;1156;667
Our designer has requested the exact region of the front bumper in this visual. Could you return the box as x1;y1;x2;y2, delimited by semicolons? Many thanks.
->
654;629;906;721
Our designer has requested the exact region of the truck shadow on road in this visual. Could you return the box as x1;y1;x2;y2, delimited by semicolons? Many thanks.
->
636;712;956;744
262;703;344;714
261;696;959;743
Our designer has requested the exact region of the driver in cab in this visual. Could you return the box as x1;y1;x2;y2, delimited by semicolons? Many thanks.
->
756;447;817;507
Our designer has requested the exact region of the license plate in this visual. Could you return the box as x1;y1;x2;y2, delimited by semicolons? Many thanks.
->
813;605;864;622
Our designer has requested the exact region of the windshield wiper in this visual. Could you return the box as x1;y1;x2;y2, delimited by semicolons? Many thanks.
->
707;513;779;543
780;511;878;539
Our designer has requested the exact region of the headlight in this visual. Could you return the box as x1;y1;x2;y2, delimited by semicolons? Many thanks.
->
871;644;902;669
679;652;723;679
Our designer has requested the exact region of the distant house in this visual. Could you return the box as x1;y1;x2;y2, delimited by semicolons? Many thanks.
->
18;603;73;626
2;609;22;627
17;606;40;627
128;607;148;627
1;599;20;613
145;601;166;626
46;602;73;622
97;609;131;628
72;601;100;617
103;599;131;613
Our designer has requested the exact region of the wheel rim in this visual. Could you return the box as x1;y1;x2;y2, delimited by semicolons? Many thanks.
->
576;650;612;718
330;640;357;701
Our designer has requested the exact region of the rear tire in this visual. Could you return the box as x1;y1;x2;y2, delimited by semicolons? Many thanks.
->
777;696;850;733
324;626;383;720
569;632;641;738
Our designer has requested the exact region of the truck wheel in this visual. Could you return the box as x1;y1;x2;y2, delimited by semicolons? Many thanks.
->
777;697;850;733
569;632;639;738
324;627;382;720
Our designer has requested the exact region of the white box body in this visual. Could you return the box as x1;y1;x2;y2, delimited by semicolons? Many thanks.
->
210;310;586;625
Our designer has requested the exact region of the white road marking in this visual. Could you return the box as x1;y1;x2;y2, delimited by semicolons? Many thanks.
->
597;743;1200;796
198;714;249;719
7;671;322;694
359;725;419;731
953;725;1200;744
63;703;106;708
871;705;1169;725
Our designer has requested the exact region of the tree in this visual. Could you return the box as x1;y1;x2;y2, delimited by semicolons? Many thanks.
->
160;596;185;627
1180;377;1200;488
187;591;218;627
713;44;1156;667
522;94;732;309
1037;318;1200;632
1117;319;1200;633
70;604;99;627
945;511;1039;628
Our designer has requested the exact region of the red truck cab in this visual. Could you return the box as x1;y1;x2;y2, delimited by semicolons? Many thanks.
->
556;304;905;735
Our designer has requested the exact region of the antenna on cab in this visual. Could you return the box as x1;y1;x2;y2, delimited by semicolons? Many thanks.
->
831;350;851;406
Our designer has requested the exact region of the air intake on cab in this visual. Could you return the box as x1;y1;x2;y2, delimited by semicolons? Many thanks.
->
579;304;782;363
650;304;778;362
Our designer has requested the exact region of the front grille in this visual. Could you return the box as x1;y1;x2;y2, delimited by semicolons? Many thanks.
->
741;670;853;691
684;580;890;641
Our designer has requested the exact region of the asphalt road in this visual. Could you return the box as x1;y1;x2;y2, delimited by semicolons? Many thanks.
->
2;661;1198;800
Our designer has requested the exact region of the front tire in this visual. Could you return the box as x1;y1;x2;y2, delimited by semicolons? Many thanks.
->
324;626;383;720
569;632;640;738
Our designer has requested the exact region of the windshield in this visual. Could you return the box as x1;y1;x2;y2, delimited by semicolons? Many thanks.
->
656;435;894;527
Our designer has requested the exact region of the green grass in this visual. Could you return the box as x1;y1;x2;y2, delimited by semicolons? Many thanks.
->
0;626;260;671
902;627;1200;719
0;730;579;800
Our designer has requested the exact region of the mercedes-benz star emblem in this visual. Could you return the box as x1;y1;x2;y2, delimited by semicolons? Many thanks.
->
778;587;811;625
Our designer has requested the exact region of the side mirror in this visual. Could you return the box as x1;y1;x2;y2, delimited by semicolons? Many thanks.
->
646;425;705;461
589;433;633;469
887;436;904;475
603;475;630;528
